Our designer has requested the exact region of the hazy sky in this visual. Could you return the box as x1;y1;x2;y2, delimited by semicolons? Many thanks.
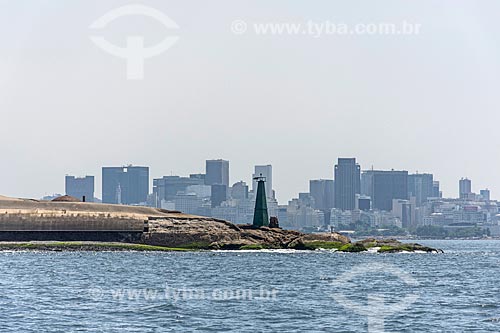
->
1;0;500;203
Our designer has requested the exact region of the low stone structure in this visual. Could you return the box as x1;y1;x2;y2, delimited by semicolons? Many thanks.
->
0;196;350;248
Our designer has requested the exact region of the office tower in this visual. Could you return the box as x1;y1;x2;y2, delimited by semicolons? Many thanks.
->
252;165;273;198
334;158;361;211
205;159;229;186
231;181;249;200
459;178;472;200
480;189;490;201
392;199;413;228
102;166;149;205
360;172;371;197
309;179;334;211
65;176;94;202
363;170;408;211
153;174;206;202
408;173;434;206
432;181;441;198
211;184;228;208
309;179;334;224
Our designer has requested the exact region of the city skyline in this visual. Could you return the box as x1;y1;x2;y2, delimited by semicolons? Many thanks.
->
4;155;491;204
15;159;490;204
46;158;492;204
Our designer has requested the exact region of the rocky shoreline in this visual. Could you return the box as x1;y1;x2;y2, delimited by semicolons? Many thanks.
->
0;237;442;253
140;218;442;252
0;196;442;253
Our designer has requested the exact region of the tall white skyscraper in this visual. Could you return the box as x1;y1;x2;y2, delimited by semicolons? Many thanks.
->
252;165;273;199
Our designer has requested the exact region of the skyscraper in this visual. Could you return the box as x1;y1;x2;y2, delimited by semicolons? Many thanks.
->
205;159;229;186
102;166;149;205
252;165;273;198
459;178;472;200
334;158;361;211
211;184;228;208
362;170;408;211
309;179;334;224
65;176;94;202
432;181;441;198
408;173;434;207
480;189;490;201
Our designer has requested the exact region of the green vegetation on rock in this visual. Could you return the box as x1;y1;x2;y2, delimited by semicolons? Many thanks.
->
177;242;214;250
0;242;188;252
338;243;367;252
378;244;413;253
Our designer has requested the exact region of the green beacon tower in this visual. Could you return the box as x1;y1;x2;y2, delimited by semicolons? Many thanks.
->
252;174;269;227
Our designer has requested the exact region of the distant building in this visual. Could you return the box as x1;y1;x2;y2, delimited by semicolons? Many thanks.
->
392;198;414;228
356;195;371;211
459;178;472;200
277;205;288;227
102;166;149;205
330;208;354;228
231;181;249;200
173;193;204;215
334;158;361;211
432;181;441;198
362;170;408;211
408;173;434;207
65;176;94;202
285;195;324;230
153;174;205;203
309;179;334;224
185;184;211;198
211;184;228;208
480;189;491;201
252;165;273;198
205;159;229;186
310;179;334;211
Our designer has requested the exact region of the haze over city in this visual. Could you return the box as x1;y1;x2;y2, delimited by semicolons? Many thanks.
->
2;1;500;203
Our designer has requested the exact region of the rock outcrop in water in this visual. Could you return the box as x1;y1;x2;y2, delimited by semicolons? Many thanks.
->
355;238;444;253
144;218;350;249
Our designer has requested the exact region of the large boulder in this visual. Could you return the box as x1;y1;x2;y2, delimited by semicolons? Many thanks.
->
142;220;350;250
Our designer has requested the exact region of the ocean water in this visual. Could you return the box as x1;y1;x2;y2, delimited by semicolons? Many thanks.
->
1;240;499;332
